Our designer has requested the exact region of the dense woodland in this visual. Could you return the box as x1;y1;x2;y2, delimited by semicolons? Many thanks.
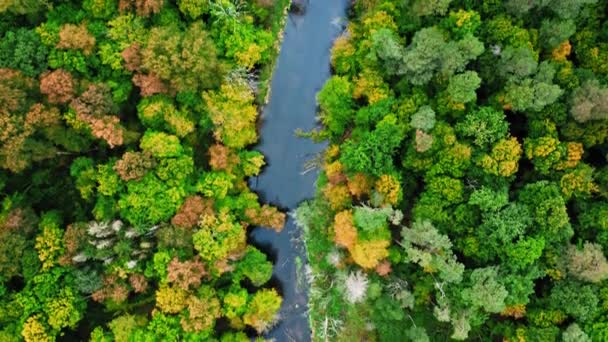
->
0;0;290;340
297;0;608;341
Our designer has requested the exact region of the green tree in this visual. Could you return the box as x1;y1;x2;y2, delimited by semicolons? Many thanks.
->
340;115;405;176
461;267;508;313
401;220;465;283
118;173;185;228
318;76;355;137
0;29;48;76
177;0;209;20
243;289;282;334
540;19;576;50
549;281;598;322
234;246;272;287
456;106;509;148
368;28;405;76
137;96;195;138
410;105;436;132
447;71;481;103
140;131;184;158
518;181;572;242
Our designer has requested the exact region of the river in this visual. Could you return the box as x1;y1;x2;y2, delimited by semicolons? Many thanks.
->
247;0;350;340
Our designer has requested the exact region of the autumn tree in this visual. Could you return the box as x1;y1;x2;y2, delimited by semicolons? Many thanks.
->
203;82;258;149
57;23;96;55
141;22;222;92
119;0;164;16
39;69;75;104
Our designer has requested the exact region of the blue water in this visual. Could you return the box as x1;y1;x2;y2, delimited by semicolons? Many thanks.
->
248;0;350;340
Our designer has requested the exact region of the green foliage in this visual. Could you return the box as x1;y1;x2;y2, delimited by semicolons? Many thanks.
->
549;281;598;322
340;115;405;176
0;29;48;76
140;131;184;158
304;1;608;339
318;76;355;137
137;96;195;138
518;181;572;241
83;0;117;19
540;19;576;50
193;211;245;263
447;71;481;103
400;27;484;85
118;173;185;227
401;220;465;283
0;0;290;340
234;246;272;287
456;106;508;148
352;206;392;241
178;0;210;19
461;266;508;313
368;28;404;76
410;105;436;132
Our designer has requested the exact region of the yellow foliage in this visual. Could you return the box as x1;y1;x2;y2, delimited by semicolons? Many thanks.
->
501;304;526;319
236;43;263;70
333;210;357;250
347;173;372;198
455;10;474;27
556;142;583;170
560;169;599;198
350;239;390;269
181;295;221;333
361;11;398;36
331;34;355;74
545;268;564;280
325;161;346;184
525;136;558;159
551;40;572;61
35;225;63;271
203;83;258;149
374;174;401;205
325;144;340;162
22;315;51;342
322;183;351;210
353;69;391;104
155;285;188;314
479;137;522;177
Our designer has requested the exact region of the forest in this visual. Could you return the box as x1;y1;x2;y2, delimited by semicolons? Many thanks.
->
0;0;290;341
296;0;608;341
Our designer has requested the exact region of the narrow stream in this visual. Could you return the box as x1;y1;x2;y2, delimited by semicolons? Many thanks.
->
248;0;350;340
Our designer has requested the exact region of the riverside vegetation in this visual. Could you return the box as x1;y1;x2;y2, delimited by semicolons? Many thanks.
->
296;0;608;341
0;0;291;340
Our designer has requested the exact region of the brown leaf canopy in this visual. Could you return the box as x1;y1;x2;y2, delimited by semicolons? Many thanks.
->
119;0;164;17
57;23;96;55
114;151;156;181
40;69;75;104
172;196;214;229
167;257;207;290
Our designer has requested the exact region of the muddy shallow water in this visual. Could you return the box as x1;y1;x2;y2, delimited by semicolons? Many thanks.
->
247;0;350;340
